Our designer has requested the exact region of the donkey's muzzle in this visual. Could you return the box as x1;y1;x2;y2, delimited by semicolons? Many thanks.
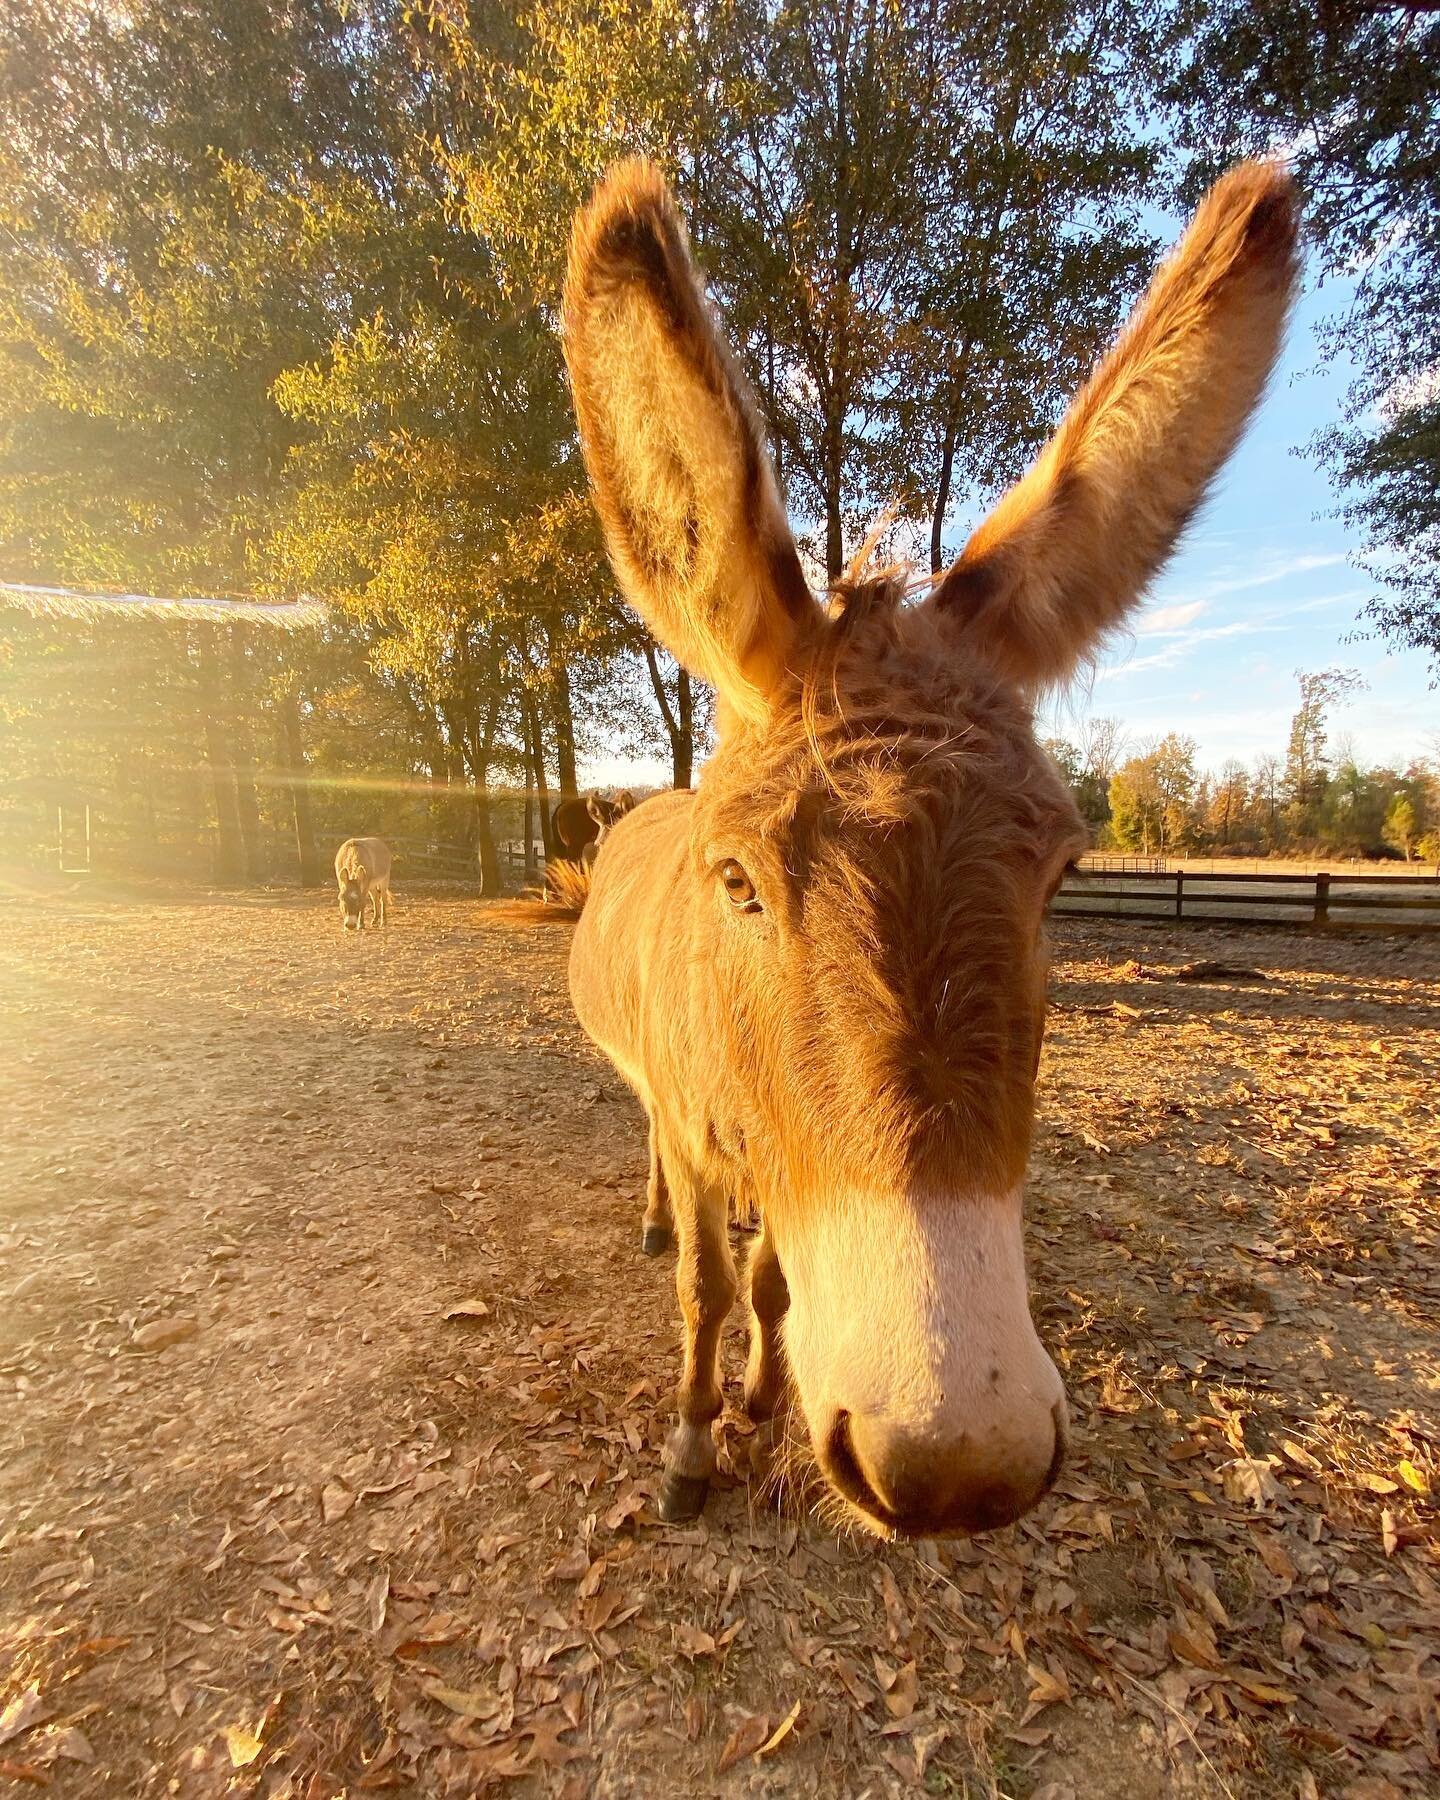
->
822;1397;1067;1538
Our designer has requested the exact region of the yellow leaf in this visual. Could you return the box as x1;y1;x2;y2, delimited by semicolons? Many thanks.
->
755;1700;802;1759
1397;1458;1430;1495
223;1726;263;1768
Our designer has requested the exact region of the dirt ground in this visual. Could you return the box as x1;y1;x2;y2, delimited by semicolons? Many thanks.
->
1;878;1436;1799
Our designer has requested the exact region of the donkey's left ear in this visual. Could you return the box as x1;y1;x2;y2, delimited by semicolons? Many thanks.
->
564;160;818;724
928;162;1301;692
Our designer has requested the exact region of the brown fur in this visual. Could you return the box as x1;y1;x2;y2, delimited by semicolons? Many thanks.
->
335;836;392;931
933;162;1300;689
561;159;1300;1536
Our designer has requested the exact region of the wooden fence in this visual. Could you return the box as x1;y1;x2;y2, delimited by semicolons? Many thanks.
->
1054;867;1440;931
1080;854;1168;874
387;837;544;882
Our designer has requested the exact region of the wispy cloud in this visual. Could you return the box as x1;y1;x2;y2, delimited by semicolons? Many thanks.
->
1097;620;1278;680
1136;600;1206;635
1152;550;1349;612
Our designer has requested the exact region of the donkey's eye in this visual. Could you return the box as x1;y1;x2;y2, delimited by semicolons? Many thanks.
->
720;860;758;908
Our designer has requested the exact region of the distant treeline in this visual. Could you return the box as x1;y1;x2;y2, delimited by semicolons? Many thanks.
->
1046;673;1440;867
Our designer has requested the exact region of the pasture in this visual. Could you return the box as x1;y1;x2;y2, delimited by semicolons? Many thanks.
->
1;886;1436;1798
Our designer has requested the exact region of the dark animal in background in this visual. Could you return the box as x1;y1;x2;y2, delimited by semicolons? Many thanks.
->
335;837;392;930
551;790;637;866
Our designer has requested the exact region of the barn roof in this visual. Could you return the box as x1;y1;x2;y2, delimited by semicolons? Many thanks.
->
0;581;326;630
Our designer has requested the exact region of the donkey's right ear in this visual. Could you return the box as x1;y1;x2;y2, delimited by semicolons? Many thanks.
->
563;160;817;724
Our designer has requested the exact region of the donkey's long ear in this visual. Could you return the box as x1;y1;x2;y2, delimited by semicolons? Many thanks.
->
564;160;817;723
928;163;1300;690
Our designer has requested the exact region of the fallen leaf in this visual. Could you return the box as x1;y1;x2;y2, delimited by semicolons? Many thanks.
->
366;1568;389;1634
132;1317;198;1351
1278;1440;1321;1473
1396;1458;1430;1496
1168;1629;1223;1673
442;1298;490;1320
715;1714;768;1775
52;1729;95;1764
421;1682;507;1722
321;1482;355;1525
222;1725;263;1768
754;1701;802;1759
882;1660;919;1721
1220;1457;1283;1508
675;1622;718;1660
1025;1662;1072;1709
0;1688;49;1748
1232;1676;1297;1705
1253;1534;1297;1582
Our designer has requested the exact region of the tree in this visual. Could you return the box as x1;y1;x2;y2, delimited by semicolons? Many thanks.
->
1209;758;1248;847
1418;830;1440;876
1108;734;1197;854
451;0;1161;580
1251;752;1283;850
1167;0;1440;677
1383;793;1419;862
1282;667;1365;839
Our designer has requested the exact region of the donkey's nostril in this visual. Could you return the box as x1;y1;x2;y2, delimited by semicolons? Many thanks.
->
824;1411;884;1516
1045;1398;1069;1492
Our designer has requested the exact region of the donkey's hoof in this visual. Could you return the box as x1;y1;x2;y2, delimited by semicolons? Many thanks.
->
641;1223;673;1257
657;1471;709;1522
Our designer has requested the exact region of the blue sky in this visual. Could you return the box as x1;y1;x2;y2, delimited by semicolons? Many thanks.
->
587;271;1436;789
1042;277;1436;774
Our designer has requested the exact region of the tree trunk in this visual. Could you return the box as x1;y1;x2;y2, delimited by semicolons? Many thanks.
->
474;784;500;895
641;638;694;789
525;696;556;857
674;669;695;789
824;415;845;582
930;407;959;575
197;628;244;885
546;625;580;799
523;774;538;882
278;686;322;885
229;629;265;881
471;690;504;896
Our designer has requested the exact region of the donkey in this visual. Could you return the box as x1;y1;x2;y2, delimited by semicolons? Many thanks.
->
580;789;637;871
552;789;637;866
561;160;1298;1533
335;836;392;931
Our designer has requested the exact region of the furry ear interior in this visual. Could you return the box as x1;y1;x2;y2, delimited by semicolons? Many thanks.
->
928;161;1301;690
563;160;817;724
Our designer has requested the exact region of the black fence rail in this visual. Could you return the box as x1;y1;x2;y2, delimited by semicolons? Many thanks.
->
1054;867;1440;931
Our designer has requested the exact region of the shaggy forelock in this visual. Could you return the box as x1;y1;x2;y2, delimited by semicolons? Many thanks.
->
703;575;1076;857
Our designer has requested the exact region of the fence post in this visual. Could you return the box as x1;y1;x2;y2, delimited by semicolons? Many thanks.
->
1314;871;1330;927
1175;871;1184;920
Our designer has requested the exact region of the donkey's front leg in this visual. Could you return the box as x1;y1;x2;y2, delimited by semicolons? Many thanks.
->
659;1154;736;1522
641;1115;674;1257
742;1217;790;1430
